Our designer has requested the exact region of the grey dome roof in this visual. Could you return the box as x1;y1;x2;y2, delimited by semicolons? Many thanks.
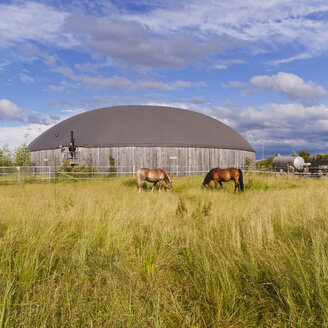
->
28;105;255;152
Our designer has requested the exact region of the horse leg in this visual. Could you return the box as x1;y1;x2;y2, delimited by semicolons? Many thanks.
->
219;181;223;189
234;179;239;193
158;180;163;192
152;181;158;192
214;179;218;189
139;180;144;193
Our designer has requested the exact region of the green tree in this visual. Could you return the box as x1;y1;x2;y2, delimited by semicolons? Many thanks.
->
298;149;311;162
256;156;274;170
14;143;32;166
311;153;328;160
0;144;13;166
290;150;298;157
244;157;253;172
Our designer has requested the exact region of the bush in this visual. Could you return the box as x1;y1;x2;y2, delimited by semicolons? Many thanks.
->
256;156;274;170
57;160;72;173
108;155;117;177
71;164;94;178
57;160;95;179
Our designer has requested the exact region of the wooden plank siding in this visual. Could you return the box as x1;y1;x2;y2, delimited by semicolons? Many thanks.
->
31;147;256;175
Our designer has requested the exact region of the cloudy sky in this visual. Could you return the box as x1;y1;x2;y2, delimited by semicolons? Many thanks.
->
1;0;328;158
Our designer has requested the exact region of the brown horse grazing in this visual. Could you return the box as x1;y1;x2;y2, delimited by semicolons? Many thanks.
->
203;168;244;192
137;168;172;192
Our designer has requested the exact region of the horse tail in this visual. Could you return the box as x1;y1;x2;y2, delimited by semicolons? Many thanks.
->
203;169;213;186
238;168;244;192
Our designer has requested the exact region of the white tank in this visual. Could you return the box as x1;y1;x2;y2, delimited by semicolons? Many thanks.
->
273;156;305;171
293;157;305;170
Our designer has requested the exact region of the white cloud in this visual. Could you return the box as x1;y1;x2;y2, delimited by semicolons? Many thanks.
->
74;62;100;73
0;123;53;150
224;59;246;64
124;1;328;62
81;75;135;89
0;59;10;69
269;53;314;66
51;65;76;79
222;81;246;88
0;98;23;121
51;64;206;90
66;15;233;69
45;94;138;109
214;59;246;70
214;64;227;70
2;1;328;69
250;72;328;105
0;98;60;125
3;1;328;71
20;74;35;83
170;81;192;88
48;85;65;92
0;2;78;49
141;100;323;155
41;53;58;67
80;75;205;90
136;79;172;90
211;102;328;155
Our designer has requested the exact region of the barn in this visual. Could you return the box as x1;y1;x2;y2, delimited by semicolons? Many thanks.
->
28;105;255;174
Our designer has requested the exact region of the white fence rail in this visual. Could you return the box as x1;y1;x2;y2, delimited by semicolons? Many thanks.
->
0;165;326;184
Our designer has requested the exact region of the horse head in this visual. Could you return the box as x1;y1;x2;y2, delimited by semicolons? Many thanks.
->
166;181;172;190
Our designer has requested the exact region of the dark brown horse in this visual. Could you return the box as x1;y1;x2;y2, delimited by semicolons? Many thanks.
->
203;168;244;192
137;168;172;192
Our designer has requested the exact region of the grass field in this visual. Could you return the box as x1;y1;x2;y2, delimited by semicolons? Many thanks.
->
0;174;328;327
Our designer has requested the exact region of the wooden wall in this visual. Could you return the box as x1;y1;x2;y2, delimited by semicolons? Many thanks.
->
31;146;256;174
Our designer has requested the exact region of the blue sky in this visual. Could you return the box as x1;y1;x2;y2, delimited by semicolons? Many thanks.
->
1;0;328;158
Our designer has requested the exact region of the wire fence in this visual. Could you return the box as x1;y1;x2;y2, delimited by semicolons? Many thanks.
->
0;165;326;184
0;165;209;184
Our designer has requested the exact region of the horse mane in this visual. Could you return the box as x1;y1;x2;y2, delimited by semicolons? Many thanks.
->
162;169;171;184
203;168;216;185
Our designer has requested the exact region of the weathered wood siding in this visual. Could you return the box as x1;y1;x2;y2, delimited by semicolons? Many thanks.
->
31;147;256;174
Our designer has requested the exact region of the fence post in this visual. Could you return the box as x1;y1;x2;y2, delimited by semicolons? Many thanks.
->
17;166;20;183
48;166;51;182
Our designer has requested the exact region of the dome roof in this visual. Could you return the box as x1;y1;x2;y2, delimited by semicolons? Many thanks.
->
28;105;255;152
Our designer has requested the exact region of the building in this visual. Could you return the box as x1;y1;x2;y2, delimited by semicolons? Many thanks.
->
28;105;255;174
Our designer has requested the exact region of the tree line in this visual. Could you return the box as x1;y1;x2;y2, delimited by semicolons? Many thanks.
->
0;144;32;166
256;150;328;169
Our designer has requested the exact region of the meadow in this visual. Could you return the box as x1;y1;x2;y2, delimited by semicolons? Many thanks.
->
0;174;327;327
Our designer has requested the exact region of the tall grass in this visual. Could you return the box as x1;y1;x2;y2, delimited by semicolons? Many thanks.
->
0;174;327;327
